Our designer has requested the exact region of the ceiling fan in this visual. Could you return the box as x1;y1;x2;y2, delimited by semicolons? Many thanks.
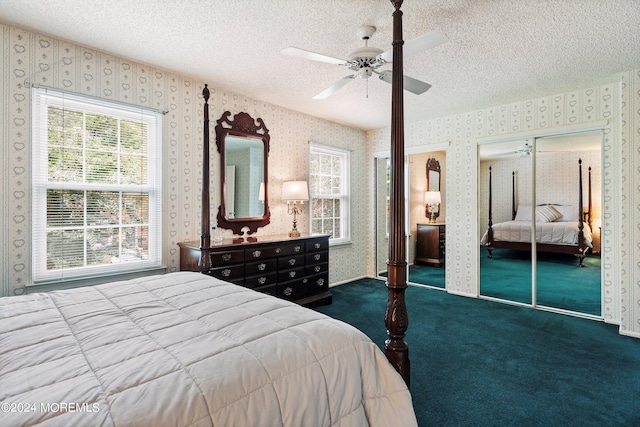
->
282;25;449;99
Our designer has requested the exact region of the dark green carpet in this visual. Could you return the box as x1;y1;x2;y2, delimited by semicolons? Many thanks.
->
480;247;601;315
315;278;640;427
379;265;446;289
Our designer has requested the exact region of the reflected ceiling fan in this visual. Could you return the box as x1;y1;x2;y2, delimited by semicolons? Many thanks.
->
282;25;448;99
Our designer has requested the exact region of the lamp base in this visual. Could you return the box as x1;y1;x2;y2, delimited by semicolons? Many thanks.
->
288;228;301;238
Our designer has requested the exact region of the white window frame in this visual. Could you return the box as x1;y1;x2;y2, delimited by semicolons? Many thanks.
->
309;143;351;245
31;87;163;283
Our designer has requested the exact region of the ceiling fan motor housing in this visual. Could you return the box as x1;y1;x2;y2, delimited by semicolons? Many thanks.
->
346;47;385;72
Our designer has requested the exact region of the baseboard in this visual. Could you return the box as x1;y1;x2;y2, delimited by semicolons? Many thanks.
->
329;275;370;287
619;328;640;339
447;289;476;298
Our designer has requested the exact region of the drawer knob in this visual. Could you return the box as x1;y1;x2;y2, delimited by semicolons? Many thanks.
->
258;277;266;285
258;263;266;271
284;287;293;296
276;248;281;254
288;258;296;265
314;266;321;272
294;245;301;252
288;271;297;278
222;269;231;277
314;254;321;261
252;250;261;258
314;243;321;249
222;254;232;262
316;278;325;286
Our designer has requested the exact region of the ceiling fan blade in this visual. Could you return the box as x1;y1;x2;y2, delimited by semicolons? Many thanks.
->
379;72;432;95
313;75;355;99
380;30;449;62
282;47;346;65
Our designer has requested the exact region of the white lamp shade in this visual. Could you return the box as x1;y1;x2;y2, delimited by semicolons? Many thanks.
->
282;181;309;202
424;191;441;204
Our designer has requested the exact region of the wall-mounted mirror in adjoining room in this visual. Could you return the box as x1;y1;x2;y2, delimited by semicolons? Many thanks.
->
425;158;441;222
215;111;270;236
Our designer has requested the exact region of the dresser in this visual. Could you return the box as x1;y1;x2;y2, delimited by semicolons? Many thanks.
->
178;234;332;307
415;223;445;267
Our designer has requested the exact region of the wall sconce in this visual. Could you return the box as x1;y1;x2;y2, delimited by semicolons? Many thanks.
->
424;190;441;223
282;181;309;238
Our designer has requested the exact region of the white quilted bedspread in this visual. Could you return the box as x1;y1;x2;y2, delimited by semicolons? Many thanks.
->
0;272;417;427
481;220;592;247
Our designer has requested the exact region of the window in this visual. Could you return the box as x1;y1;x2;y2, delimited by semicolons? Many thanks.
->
32;87;162;282
309;144;350;244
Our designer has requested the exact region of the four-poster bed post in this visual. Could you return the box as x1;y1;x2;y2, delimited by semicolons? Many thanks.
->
199;84;211;273
385;0;410;387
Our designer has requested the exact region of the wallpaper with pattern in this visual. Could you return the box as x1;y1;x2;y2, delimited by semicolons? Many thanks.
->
369;78;640;339
0;24;368;298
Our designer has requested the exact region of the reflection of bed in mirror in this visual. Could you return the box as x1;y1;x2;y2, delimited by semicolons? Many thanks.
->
482;159;593;267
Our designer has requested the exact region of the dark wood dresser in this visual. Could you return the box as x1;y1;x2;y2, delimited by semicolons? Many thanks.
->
178;234;332;307
415;223;445;267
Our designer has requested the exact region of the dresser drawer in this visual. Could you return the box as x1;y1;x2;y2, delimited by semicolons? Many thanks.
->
209;264;244;281
273;242;305;256
277;272;329;301
306;238;328;252
210;249;244;265
244;272;277;289
306;262;328;275
306;251;328;265
245;246;279;260
278;254;305;269
278;266;305;282
245;259;277;276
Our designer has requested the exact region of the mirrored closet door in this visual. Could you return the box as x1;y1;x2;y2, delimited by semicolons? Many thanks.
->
479;132;602;317
375;151;446;290
479;141;533;305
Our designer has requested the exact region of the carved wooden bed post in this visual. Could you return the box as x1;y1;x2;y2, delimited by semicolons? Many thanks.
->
198;85;211;273
385;0;410;387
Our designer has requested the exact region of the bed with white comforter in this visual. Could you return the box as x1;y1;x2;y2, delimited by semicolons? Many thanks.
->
0;272;417;427
481;220;593;247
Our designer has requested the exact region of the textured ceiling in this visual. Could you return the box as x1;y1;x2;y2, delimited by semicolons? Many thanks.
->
1;0;639;130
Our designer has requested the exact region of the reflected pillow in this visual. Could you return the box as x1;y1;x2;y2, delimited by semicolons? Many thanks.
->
514;205;532;222
536;205;561;223
554;205;579;222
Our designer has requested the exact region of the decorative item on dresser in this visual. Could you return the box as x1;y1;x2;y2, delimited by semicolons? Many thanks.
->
281;180;310;238
179;234;332;307
415;223;446;267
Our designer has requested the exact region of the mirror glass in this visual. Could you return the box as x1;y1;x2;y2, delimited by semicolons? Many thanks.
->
535;133;602;316
215;111;270;236
479;141;533;304
479;133;602;316
375;152;446;290
428;170;440;191
425;158;441;219
223;135;265;219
